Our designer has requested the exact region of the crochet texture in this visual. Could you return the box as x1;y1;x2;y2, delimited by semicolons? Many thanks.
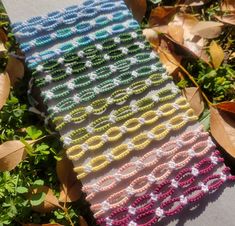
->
11;0;234;225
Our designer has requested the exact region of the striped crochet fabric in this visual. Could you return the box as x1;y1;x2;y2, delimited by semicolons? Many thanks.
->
11;0;234;225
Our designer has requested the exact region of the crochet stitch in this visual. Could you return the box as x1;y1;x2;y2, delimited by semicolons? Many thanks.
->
10;0;234;225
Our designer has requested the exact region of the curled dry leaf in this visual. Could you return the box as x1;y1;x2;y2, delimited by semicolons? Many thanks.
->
191;21;224;39
56;155;82;203
209;40;224;69
6;56;24;86
213;101;235;114
124;0;146;22
210;107;235;157
0;140;35;171
30;186;61;213
149;6;178;26
0;72;10;110
182;87;204;116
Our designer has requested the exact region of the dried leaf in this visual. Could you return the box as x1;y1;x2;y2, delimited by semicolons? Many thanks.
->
124;0;147;22
158;47;181;74
30;186;61;213
221;0;235;12
183;87;204;116
170;13;199;41
168;24;184;44
143;28;161;48
182;0;211;6
209;41;224;68
149;6;178;26
79;216;88;226
210;107;235;157
56;155;82;203
215;14;235;26
191;21;224;39
213;101;235;114
0;140;35;171
0;72;10;110
0;41;6;52
0;29;8;43
6;56;24;86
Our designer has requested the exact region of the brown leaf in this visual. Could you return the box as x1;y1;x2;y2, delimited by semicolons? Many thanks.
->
168;24;184;44
182;0;211;6
79;216;88;226
191;21;224;39
215;14;235;26
30;186;61;213
0;29;8;43
0;72;10;110
209;40;224;68
221;0;235;12
158;47;181;74
149;6;178;26
213;101;235;114
0;140;34;171
6;56;24;86
56;155;82;203
210;107;235;157
164;13;210;64
124;0;147;22
182;87;204;116
143;28;161;48
0;41;6;52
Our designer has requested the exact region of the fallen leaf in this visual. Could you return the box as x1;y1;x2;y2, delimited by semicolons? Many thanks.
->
0;72;10;110
158;47;181;74
0;29;8;43
0;41;6;52
163;13;210;63
209;40;224;68
182;0;211;6
56;155;82;203
213;101;235;114
168;24;184;44
0;140;35;171
79;216;88;226
191;21;224;39
149;6;178;26
30;186;61;213
215;14;235;26
199;108;210;131
210;107;235;157
221;0;235;12
170;13;199;41
143;28;161;48
183;87;204;116
124;0;147;22
6;56;24;86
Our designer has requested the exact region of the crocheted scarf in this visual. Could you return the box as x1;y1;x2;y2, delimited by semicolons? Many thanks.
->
11;0;234;225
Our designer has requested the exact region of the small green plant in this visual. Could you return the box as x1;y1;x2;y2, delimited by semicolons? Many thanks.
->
188;61;235;103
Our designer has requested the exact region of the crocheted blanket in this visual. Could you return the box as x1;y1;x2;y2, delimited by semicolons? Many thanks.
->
9;0;234;225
